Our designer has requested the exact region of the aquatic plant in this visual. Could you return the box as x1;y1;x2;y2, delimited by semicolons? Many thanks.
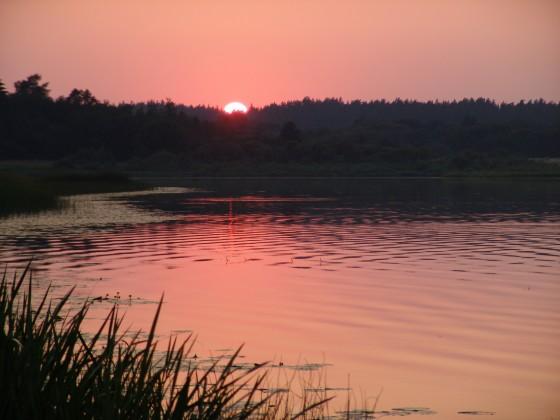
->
0;263;330;419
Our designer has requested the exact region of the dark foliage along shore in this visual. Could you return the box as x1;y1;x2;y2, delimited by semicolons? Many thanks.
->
0;75;559;175
0;172;144;216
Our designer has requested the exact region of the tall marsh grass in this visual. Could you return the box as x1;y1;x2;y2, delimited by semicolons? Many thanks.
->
0;263;330;419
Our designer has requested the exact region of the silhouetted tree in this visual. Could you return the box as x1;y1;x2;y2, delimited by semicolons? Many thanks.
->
462;114;477;126
280;121;301;141
0;79;6;97
66;89;98;106
13;74;50;99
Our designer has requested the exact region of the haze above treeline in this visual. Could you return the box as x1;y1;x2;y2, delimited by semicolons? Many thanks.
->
1;74;559;176
3;1;559;106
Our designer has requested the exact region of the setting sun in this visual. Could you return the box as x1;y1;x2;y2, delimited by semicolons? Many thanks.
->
224;101;248;114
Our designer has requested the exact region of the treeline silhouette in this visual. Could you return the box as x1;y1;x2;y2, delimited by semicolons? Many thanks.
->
1;75;559;173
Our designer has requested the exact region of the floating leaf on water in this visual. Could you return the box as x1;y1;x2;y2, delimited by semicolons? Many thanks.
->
252;387;289;394
305;387;349;393
334;409;375;419
282;362;332;371
170;329;193;334
386;407;437;416
457;411;496;416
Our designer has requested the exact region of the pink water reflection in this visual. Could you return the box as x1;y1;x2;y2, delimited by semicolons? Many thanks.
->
2;189;559;419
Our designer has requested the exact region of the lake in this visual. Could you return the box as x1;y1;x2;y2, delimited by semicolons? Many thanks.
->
1;178;559;419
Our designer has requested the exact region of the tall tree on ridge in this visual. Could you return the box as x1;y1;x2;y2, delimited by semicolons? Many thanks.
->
14;74;50;100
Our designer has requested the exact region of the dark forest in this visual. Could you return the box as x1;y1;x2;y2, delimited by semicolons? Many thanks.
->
1;75;559;175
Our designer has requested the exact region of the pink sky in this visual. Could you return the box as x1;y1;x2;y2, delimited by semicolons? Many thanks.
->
1;0;559;106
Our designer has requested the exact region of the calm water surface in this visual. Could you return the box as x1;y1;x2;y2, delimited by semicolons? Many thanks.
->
1;179;559;419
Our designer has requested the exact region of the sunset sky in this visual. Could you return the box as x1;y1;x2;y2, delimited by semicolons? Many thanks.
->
1;0;559;106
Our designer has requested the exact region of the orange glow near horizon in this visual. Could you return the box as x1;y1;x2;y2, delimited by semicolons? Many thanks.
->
1;0;559;106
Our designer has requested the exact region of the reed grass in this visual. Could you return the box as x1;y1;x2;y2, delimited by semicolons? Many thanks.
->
0;263;331;419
